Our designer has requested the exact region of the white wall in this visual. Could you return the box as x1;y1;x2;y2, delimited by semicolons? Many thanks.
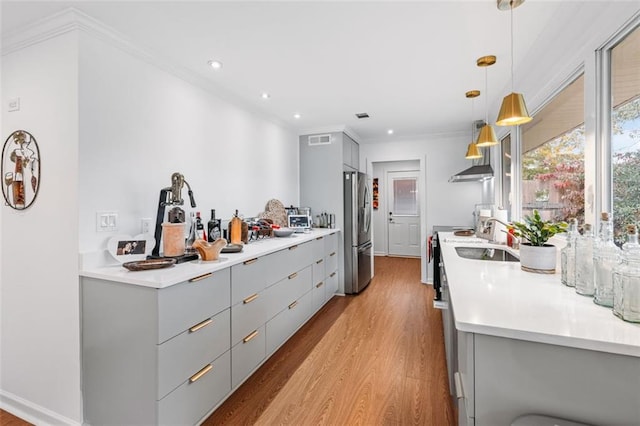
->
1;13;299;425
78;33;299;254
1;32;81;424
361;134;484;283
371;160;420;256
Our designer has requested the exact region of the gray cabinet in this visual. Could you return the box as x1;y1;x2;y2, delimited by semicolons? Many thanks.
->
82;231;340;425
82;270;232;426
300;131;359;294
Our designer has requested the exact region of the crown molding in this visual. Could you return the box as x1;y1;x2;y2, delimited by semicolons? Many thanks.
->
1;7;293;132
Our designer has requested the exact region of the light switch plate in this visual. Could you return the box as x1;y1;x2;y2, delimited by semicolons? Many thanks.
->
96;211;118;232
8;98;20;112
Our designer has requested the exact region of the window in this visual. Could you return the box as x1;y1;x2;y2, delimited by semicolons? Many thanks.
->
521;75;585;224
501;134;512;214
611;25;640;244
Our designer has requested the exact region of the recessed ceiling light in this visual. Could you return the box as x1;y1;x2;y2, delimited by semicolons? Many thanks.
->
293;113;301;119
387;129;394;135
261;92;271;100
207;60;223;70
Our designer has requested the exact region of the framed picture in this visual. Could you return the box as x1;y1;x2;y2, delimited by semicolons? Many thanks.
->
1;130;41;210
107;233;155;263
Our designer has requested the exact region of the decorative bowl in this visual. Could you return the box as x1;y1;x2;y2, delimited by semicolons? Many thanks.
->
274;228;295;237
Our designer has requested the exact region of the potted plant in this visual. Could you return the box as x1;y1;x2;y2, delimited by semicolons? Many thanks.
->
508;209;568;274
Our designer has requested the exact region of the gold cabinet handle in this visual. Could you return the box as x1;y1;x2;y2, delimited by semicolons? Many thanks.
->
189;272;212;283
316;259;324;264
330;272;336;278
243;330;259;343
189;364;213;383
288;272;298;280
243;293;259;304
288;300;299;309
243;258;258;265
289;245;299;250
330;252;336;257
189;318;213;333
316;282;324;288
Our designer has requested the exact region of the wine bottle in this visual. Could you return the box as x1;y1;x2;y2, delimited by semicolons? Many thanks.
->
207;209;221;242
13;155;25;209
195;211;206;240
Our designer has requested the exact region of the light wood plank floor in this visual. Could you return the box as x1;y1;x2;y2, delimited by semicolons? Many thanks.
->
206;256;455;425
0;256;455;426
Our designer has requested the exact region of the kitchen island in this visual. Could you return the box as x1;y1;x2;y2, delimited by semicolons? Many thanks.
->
439;232;640;426
79;229;340;426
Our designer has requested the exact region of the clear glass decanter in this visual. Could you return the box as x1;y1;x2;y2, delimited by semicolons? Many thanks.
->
575;223;595;296
613;225;640;322
185;211;197;254
561;219;579;287
594;212;621;307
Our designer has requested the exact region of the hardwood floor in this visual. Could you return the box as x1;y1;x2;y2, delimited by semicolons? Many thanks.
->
0;257;455;426
206;256;455;425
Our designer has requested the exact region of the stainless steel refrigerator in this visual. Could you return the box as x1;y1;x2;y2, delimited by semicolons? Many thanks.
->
344;171;373;294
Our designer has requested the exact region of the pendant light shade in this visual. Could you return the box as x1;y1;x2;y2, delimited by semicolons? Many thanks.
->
475;55;499;147
465;90;483;159
496;0;532;126
496;92;532;126
465;142;482;159
475;123;499;147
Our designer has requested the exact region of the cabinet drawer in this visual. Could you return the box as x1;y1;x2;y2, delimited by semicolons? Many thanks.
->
312;236;325;260
158;350;230;426
158;269;231;344
312;258;325;287
231;290;267;346
324;232;338;256
231;325;266;388
325;249;338;276
266;291;312;356
158;308;230;400
325;270;338;301
282;241;315;280
231;256;269;306
264;266;312;321
312;280;326;313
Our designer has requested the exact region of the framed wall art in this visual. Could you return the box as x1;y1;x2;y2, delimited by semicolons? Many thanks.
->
1;130;41;210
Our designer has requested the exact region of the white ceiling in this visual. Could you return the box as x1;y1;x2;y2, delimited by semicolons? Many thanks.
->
1;1;634;142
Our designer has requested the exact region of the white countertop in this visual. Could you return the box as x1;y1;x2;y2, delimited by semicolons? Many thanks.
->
440;232;640;358
80;228;338;289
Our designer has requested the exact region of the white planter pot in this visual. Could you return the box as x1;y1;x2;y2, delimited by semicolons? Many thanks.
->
519;243;557;274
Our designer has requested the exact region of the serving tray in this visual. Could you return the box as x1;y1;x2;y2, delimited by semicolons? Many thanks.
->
122;258;177;271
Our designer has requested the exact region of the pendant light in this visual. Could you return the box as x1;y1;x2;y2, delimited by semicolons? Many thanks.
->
465;90;482;159
475;55;499;147
496;0;532;126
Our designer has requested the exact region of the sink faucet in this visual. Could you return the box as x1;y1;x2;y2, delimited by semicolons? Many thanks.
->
476;217;519;247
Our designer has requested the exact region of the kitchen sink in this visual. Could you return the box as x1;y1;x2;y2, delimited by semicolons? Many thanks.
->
455;246;519;262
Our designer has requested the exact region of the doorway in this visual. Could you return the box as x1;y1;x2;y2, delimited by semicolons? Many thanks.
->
371;160;421;258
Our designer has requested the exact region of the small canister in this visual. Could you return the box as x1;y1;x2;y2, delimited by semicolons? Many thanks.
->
162;222;185;257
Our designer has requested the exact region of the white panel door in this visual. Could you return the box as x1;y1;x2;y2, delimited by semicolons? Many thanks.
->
387;171;421;257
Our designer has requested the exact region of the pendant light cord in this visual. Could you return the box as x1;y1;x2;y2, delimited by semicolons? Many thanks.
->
510;1;515;93
485;67;489;125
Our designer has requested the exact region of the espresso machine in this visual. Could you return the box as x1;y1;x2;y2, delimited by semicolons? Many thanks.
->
149;172;198;262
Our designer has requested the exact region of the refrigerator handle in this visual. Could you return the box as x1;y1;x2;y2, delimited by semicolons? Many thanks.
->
351;172;358;245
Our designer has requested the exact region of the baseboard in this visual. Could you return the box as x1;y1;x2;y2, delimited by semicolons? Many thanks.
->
0;390;80;426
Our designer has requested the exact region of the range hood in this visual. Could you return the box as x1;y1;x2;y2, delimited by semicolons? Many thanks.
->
449;120;495;183
448;164;494;183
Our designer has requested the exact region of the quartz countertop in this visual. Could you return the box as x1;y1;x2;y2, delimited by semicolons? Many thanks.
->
80;228;339;289
440;232;640;357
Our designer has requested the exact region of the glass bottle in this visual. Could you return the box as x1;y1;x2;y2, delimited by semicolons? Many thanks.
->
575;223;595;296
561;219;579;287
185;211;197;254
613;225;640;321
593;212;621;307
207;209;221;242
195;211;206;240
12;155;25;209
